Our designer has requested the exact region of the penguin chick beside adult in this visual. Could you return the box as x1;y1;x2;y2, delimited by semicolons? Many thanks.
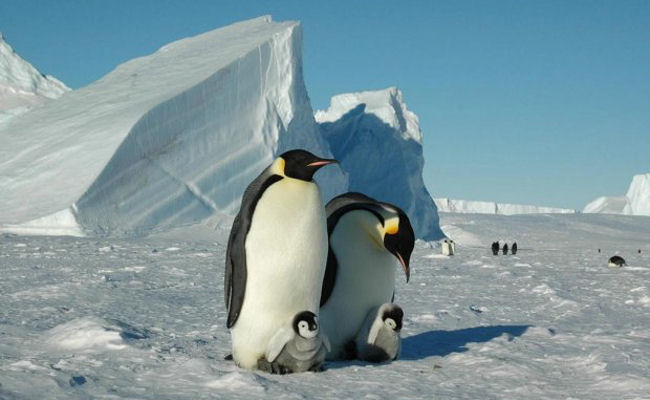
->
355;303;403;363
258;311;330;374
224;149;337;370
319;192;415;360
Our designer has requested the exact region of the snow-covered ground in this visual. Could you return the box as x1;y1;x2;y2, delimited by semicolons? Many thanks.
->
2;212;649;399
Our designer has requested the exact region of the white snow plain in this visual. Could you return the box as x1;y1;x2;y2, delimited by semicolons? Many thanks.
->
1;212;649;399
435;198;576;215
584;173;650;216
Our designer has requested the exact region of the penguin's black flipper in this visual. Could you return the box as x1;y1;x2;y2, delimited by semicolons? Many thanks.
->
225;165;283;328
320;247;338;307
321;192;384;307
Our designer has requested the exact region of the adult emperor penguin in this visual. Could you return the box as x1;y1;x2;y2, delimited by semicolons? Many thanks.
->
355;303;404;362
258;310;330;374
319;192;415;360
224;149;337;370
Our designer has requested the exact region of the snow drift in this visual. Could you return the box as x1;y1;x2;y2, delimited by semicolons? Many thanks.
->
0;16;346;236
315;87;444;240
434;198;576;215
583;173;650;216
0;33;69;124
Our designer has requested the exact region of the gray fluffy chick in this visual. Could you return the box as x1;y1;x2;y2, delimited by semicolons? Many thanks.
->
258;311;330;374
354;303;403;362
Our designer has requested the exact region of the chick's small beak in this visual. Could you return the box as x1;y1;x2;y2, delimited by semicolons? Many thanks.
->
396;252;410;283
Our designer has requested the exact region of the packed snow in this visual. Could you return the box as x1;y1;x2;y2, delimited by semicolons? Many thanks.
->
1;212;649;399
0;16;346;236
0;34;69;124
435;198;576;215
316;88;443;240
584;173;650;216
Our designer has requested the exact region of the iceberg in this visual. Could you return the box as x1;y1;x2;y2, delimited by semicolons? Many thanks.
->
0;16;346;236
0;33;69;124
584;173;650;216
315;87;444;240
435;198;576;215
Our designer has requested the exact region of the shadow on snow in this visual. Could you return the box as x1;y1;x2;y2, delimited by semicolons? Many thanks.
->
400;325;530;360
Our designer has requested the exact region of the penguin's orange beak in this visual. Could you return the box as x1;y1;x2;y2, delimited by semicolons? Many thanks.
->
396;252;410;283
307;159;338;167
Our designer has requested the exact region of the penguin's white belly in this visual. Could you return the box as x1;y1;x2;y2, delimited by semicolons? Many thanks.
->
320;225;396;359
231;179;327;369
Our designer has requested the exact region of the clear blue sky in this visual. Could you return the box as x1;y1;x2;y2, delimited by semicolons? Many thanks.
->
2;0;649;209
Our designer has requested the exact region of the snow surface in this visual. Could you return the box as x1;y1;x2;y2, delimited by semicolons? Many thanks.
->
316;87;443;240
0;16;346;236
0;34;69;124
435;198;576;215
584;173;650;216
2;212;649;399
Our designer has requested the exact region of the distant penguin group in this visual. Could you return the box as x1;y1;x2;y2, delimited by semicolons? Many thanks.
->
224;150;415;373
441;239;456;256
491;241;517;255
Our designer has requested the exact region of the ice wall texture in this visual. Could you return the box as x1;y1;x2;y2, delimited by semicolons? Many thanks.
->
623;174;650;216
583;196;628;215
0;34;69;124
0;16;345;236
583;174;650;216
435;198;576;215
316;87;444;240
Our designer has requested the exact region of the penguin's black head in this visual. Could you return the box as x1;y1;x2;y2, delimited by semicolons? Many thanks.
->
381;305;404;331
382;207;415;283
280;149;337;182
293;310;319;338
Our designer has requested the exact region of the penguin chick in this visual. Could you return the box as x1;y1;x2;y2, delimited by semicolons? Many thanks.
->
258;311;330;374
355;303;403;363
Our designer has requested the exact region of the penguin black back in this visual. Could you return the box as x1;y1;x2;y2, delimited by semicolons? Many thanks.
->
225;168;283;328
608;255;626;267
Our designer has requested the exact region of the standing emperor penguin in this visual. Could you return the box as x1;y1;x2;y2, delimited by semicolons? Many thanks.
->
319;192;415;360
224;149;337;370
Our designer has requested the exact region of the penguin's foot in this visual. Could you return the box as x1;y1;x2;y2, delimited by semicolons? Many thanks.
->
257;358;290;375
344;340;358;360
308;363;325;372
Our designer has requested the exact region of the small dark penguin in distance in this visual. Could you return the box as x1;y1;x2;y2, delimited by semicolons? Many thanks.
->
607;255;626;268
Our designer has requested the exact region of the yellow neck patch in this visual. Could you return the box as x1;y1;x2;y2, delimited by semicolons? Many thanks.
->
270;157;286;177
384;216;400;235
